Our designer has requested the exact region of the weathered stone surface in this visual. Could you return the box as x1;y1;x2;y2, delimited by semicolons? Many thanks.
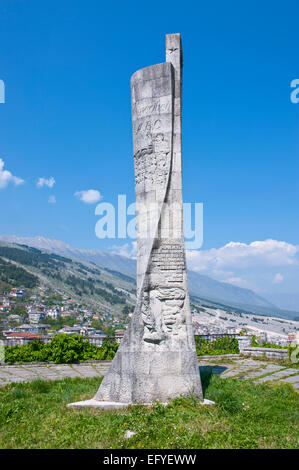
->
0;362;112;386
221;366;259;378
67;398;214;409
242;346;288;360
242;366;286;379
280;375;299;384
259;368;298;381
92;34;203;405
67;399;130;410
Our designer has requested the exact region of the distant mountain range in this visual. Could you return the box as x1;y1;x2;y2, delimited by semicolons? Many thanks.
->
0;242;137;316
0;234;274;309
0;235;136;275
1;234;297;320
262;292;299;313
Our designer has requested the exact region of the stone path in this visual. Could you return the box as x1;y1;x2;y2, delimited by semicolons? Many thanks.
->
200;357;299;390
0;362;110;386
0;358;298;391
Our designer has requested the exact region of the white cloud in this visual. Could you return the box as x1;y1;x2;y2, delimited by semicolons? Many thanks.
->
186;239;299;272
48;195;56;204
273;273;284;284
74;189;102;204
37;176;55;188
0;158;24;188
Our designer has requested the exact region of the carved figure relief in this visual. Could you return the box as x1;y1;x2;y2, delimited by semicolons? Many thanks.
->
134;132;170;189
142;286;186;344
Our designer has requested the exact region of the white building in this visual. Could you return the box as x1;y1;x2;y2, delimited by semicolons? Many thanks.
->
46;307;61;320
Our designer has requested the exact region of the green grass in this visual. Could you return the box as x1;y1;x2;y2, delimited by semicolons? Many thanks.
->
0;371;298;449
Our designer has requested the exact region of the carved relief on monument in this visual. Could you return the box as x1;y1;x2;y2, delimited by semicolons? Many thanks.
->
133;128;171;190
141;284;186;346
141;289;166;345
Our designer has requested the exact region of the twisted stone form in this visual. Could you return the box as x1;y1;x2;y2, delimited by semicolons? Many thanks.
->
93;33;203;404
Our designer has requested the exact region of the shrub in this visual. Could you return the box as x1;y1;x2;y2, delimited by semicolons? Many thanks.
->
4;334;119;364
195;336;239;356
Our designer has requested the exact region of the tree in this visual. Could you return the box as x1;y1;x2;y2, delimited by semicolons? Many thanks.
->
122;304;130;315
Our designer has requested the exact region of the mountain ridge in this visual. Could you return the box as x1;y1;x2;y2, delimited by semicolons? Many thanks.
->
0;234;277;311
1;237;298;321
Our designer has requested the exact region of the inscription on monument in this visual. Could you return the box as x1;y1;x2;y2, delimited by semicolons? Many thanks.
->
132;99;172;119
150;243;185;282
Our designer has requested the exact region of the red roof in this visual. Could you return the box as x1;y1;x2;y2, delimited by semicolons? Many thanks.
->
6;332;42;339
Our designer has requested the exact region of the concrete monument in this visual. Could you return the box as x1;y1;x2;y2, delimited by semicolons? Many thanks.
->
68;34;208;409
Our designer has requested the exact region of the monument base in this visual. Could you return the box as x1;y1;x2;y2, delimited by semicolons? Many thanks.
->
67;398;215;410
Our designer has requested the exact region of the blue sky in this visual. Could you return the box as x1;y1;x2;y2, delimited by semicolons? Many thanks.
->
0;0;298;305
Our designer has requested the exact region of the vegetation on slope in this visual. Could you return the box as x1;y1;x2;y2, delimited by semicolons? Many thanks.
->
0;257;39;288
0;243;135;315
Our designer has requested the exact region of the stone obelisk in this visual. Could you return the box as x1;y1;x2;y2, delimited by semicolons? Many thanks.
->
68;34;205;409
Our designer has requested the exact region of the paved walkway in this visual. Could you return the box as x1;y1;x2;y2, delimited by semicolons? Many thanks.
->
0;362;110;386
200;357;299;390
0;358;298;390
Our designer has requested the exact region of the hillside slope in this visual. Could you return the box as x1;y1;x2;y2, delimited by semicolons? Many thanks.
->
0;234;275;310
0;239;297;320
0;243;136;316
0;235;136;275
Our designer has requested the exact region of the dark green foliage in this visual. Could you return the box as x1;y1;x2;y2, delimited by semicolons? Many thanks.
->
0;257;39;288
199;366;213;395
64;274;125;305
103;267;135;283
0;246;65;270
90;319;103;330
4;334;119;364
122;304;130;315
46;316;76;330
102;325;116;338
30;379;51;394
195;336;239;356
11;303;27;316
0;279;12;290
